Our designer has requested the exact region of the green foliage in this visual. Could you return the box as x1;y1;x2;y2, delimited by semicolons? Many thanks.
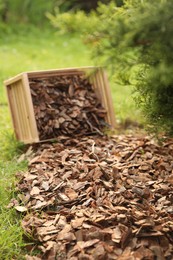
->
50;0;173;135
0;0;56;25
52;0;116;13
48;1;132;79
96;0;173;135
130;1;173;135
111;0;173;135
48;1;142;123
107;0;173;135
0;0;7;22
0;0;119;25
54;0;99;12
48;9;99;34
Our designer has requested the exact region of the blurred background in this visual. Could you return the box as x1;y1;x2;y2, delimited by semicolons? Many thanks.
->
0;0;139;128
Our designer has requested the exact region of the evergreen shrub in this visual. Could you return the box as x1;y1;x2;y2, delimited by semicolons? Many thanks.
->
50;0;173;135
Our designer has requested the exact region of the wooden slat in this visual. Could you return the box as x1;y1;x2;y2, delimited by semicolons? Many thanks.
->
79;67;115;127
4;74;23;86
22;73;39;143
16;80;30;140
28;71;84;79
101;70;116;128
28;69;84;79
95;69;108;111
94;68;115;127
88;72;102;102
27;66;97;79
6;85;19;138
12;83;24;139
13;82;26;139
6;82;23;139
27;66;95;74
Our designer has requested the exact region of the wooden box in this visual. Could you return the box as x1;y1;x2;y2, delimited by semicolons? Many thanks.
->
4;67;116;144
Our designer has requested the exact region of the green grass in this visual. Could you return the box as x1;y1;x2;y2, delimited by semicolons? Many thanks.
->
0;160;28;260
112;83;141;125
0;24;142;258
0;124;28;258
0;26;92;103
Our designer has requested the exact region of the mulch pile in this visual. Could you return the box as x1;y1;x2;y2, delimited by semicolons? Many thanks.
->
29;74;106;140
8;73;173;259
13;134;173;259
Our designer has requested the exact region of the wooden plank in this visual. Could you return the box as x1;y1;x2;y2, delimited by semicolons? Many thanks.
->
28;70;84;79
27;66;95;74
97;69;110;123
95;68;108;113
4;74;23;86
22;73;39;143
88;71;102;102
14;82;26;140
11;82;24;139
88;68;116;128
6;84;20;139
101;69;116;128
95;68;116;127
28;71;85;79
27;67;97;79
17;81;30;141
7;82;23;139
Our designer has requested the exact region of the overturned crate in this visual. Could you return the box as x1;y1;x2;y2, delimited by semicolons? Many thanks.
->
4;67;116;144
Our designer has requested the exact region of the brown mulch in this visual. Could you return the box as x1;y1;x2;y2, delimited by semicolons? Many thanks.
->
7;73;173;259
29;74;106;140
12;134;173;260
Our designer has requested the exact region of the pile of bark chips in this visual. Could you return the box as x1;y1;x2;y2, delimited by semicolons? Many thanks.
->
29;74;107;140
9;75;173;259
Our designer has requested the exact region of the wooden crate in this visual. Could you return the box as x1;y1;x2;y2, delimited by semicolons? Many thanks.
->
4;67;116;144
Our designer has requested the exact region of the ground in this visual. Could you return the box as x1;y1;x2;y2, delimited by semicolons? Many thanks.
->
9;133;173;259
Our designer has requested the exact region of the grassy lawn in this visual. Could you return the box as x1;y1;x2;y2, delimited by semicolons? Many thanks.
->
0;25;141;259
0;27;92;103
